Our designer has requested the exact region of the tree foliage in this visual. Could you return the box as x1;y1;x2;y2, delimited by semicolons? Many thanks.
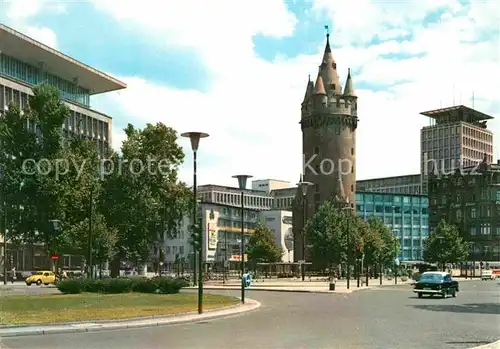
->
246;224;283;266
423;219;468;268
0;84;192;275
366;216;398;267
305;201;362;270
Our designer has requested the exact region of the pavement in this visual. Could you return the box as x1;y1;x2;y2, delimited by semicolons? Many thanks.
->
1;279;498;349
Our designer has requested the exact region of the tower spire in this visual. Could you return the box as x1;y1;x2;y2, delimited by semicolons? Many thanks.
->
318;26;341;94
314;74;326;95
343;68;356;97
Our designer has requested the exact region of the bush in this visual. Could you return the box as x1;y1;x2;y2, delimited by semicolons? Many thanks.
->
401;276;408;282
153;276;189;294
56;279;83;294
57;276;189;294
131;277;158;294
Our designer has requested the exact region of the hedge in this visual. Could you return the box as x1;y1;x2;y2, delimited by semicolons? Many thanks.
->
56;276;189;295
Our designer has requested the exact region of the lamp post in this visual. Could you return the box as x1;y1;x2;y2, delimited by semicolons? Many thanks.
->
393;235;399;285
296;180;313;281
233;174;252;304
182;131;209;314
466;241;474;279
340;198;353;290
49;219;61;272
0;167;5;285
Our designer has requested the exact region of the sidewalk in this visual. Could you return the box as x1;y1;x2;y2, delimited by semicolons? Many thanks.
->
0;299;260;338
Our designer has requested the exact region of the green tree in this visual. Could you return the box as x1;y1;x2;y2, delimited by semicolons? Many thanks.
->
423;219;468;270
246;224;283;267
99;123;190;277
0;85;71;255
305;201;361;271
366;216;398;267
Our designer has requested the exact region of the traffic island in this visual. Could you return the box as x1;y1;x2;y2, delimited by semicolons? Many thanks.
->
0;293;239;325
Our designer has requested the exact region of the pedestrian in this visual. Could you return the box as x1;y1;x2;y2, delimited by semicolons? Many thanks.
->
10;267;16;284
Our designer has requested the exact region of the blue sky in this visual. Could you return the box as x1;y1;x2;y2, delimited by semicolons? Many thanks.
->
1;0;498;186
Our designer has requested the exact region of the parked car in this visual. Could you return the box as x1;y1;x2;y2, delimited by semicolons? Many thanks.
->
25;271;56;286
413;271;459;298
480;270;496;281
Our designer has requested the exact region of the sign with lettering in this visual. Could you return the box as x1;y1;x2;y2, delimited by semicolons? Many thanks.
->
207;223;217;250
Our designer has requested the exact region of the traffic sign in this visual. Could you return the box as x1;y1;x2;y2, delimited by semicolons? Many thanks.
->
242;273;252;288
50;255;59;261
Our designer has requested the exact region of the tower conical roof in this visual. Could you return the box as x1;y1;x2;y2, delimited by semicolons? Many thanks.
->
314;74;326;95
318;33;342;94
343;68;356;97
302;75;314;102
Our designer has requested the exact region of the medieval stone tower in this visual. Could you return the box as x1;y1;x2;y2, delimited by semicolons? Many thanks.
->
293;33;358;262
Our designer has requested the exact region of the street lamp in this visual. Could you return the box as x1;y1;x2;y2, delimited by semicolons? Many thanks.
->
393;235;399;285
340;197;353;290
0;167;5;285
182;131;209;314
296;180;313;281
233;174;252;304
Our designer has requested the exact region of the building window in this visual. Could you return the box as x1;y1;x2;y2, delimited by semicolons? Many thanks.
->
314;146;319;155
351;148;354;155
471;207;476;218
456;209;462;221
351;185;354;192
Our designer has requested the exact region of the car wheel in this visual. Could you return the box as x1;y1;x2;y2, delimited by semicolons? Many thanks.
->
452;288;456;297
26;282;31;286
36;279;42;286
418;292;422;298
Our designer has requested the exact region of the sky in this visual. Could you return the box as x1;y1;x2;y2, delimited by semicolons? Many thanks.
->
1;0;499;188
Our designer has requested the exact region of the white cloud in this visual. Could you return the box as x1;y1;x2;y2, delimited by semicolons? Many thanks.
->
2;0;61;48
91;1;499;186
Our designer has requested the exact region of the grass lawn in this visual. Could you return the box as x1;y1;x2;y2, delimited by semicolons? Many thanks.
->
0;293;239;325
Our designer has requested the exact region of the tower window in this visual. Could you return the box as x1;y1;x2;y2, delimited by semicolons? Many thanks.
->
351;166;354;173
314;146;319;155
351;148;354;155
331;84;335;90
333;63;337;69
351;185;354;192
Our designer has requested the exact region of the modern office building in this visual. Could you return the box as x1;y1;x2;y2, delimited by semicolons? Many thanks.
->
259;210;294;263
356;191;429;261
357;174;422;195
0;23;126;273
252;179;291;194
427;157;500;262
0;23;126;155
420;105;494;194
293;32;359;262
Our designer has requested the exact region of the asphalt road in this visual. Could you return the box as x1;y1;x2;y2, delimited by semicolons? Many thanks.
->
1;281;499;349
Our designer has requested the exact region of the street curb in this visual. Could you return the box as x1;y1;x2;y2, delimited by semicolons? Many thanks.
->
0;299;261;338
470;339;500;349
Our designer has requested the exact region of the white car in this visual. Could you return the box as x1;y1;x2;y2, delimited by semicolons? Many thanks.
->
480;270;496;280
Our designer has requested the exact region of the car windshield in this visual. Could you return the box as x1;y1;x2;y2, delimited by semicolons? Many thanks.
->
419;273;443;281
33;272;44;275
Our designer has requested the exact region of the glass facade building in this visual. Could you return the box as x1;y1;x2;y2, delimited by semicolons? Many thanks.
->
0;53;90;106
356;191;429;261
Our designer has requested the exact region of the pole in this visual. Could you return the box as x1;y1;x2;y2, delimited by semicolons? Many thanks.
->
192;152;197;288
301;194;306;281
223;230;227;284
193;150;203;314
2;186;6;285
346;210;350;290
394;239;397;285
379;253;382;285
88;186;93;279
357;258;360;288
240;191;245;304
